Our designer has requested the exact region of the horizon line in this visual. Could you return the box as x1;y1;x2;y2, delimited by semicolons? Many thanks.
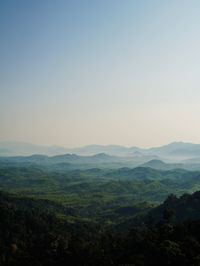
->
0;140;200;150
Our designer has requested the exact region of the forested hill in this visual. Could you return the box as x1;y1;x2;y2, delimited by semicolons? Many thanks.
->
2;190;200;265
147;191;200;224
2;161;200;264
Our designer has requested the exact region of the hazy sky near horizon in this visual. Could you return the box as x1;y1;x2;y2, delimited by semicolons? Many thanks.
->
1;0;200;148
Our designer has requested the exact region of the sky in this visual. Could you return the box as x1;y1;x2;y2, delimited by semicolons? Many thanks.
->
1;0;200;148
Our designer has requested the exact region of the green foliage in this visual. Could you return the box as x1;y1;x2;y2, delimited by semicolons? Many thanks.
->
2;191;200;265
2;158;200;265
1;165;200;225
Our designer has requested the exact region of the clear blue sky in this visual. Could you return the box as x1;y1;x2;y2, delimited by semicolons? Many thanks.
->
1;0;200;148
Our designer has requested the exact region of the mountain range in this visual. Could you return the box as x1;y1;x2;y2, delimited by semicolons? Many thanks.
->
2;141;200;162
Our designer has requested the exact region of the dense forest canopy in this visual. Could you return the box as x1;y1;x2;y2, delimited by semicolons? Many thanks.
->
2;190;200;265
1;155;200;265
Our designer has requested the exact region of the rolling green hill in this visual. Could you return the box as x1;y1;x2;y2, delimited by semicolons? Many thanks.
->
1;164;200;225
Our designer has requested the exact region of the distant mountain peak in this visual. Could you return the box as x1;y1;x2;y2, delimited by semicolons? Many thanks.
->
145;159;166;165
93;153;110;158
2;141;200;160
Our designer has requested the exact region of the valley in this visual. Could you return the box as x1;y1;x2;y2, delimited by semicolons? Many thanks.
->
2;142;200;265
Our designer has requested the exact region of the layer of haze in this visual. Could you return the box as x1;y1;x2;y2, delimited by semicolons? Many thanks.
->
1;0;200;148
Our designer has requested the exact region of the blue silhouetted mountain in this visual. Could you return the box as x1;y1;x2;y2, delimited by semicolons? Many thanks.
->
2;141;200;162
141;159;184;170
